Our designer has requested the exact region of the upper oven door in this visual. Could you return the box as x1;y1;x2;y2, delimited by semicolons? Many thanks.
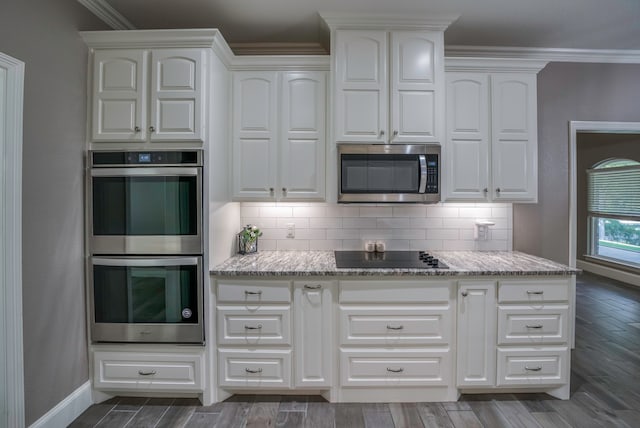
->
90;167;203;255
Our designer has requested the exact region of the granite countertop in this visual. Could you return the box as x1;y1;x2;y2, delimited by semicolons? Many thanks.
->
210;250;580;277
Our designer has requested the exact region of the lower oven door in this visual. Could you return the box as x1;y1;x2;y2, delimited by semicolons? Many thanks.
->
90;256;204;344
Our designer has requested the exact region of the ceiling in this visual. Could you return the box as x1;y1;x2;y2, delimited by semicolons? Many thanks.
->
93;0;640;53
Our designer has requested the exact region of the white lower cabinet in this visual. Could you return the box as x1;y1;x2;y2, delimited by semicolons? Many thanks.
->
456;280;497;387
93;349;204;392
218;348;291;388
497;347;569;386
293;281;334;388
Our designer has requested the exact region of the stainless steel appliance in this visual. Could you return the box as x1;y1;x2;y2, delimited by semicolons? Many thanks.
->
89;150;203;255
338;144;440;203
90;256;204;343
334;251;449;269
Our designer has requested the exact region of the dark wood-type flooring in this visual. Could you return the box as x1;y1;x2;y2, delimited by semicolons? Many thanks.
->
69;272;640;427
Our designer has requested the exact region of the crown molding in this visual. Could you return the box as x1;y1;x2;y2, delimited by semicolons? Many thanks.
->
320;12;459;31
446;45;640;64
77;0;136;30
229;55;330;71
445;57;549;73
230;42;328;56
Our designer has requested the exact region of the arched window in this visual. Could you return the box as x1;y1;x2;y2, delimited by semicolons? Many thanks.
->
587;158;640;268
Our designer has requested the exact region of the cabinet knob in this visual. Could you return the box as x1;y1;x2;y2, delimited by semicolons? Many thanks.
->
483;188;488;195
282;187;287;194
149;126;155;133
269;188;274;195
134;126;141;133
379;130;385;137
461;291;468;297
393;130;398;137
495;187;501;195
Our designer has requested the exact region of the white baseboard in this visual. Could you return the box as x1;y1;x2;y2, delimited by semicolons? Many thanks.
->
29;381;93;428
577;260;640;287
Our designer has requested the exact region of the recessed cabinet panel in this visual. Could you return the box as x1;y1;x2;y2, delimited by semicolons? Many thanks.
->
398;90;435;135
449;79;486;135
239;78;274;132
100;58;138;91
493;80;529;136
447;139;486;195
497;347;568;386
342;90;382;137
287;78;320;131
234;138;274;198
157;100;195;133
280;139;322;195
492;139;529;195
99;100;137;134
340;33;385;83
397;36;435;83
156;57;196;90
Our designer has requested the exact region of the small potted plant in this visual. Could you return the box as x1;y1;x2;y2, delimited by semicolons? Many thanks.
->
237;224;262;254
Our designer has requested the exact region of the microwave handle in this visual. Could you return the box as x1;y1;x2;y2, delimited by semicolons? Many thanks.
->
418;155;427;194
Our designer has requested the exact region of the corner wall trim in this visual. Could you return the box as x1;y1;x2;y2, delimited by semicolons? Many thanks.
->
29;381;93;428
446;45;640;64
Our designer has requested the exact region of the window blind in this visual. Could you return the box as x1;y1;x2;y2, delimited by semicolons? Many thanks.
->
587;165;640;220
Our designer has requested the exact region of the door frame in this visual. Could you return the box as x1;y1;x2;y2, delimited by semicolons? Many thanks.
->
0;51;25;428
569;120;640;267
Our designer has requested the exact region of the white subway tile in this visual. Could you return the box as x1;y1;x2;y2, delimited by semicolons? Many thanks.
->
427;206;459;218
383;240;411;250
260;206;293;217
458;207;493;218
442;218;474;229
377;217;412;229
427;229;459;240
410;217;443;229
276;218;309;229
296;229;326;240
276;240;310;251
342;240;364;250
260;228;287;240
326;206;359;217
443;240;477;250
359;206;393;217
392;206;427;217
490;229;509;240
327;228;360;240
491;207;510;218
343;217;377;229
460;229;475;240
293;206;326;218
360;229;395;240
257;239;277;251
240;206;260;218
310;217;342;229
240;217;277;229
478;240;510;251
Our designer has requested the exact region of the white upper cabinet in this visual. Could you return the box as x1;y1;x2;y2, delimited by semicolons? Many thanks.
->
232;70;326;201
91;48;205;143
444;62;543;202
334;29;444;144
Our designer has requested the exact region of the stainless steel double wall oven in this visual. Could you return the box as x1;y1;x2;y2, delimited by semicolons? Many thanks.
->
88;150;204;344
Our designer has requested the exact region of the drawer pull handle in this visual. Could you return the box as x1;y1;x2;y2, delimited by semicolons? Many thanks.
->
526;324;544;329
244;324;263;330
524;366;542;372
304;284;322;290
526;290;544;295
386;367;404;373
386;325;404;330
244;290;263;295
138;370;156;376
245;368;263;374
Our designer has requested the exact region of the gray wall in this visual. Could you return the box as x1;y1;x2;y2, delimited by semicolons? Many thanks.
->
576;133;640;260
0;0;107;424
513;62;640;264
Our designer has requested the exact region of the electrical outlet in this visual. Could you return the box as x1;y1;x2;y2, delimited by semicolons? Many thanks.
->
286;223;295;239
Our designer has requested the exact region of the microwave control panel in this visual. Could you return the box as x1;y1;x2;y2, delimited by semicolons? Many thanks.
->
425;154;439;194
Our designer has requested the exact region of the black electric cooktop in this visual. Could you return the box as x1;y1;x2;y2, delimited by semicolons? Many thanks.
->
334;251;449;269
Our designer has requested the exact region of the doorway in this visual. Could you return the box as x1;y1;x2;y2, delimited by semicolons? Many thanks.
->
0;51;25;428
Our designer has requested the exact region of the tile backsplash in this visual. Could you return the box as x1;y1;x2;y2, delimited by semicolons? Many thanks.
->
240;202;512;252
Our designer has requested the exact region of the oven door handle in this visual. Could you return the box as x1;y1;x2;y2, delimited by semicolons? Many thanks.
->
418;155;427;194
92;257;201;267
91;167;200;177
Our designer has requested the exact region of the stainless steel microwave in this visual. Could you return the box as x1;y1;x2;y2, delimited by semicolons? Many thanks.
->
338;144;441;203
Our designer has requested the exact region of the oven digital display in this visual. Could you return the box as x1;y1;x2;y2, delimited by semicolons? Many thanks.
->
138;153;152;163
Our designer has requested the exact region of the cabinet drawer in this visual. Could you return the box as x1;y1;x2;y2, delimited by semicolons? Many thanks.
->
496;347;569;387
498;279;569;303
217;280;291;303
340;348;450;387
217;305;291;345
340;281;452;303
498;305;568;345
93;351;203;391
218;349;291;388
340;306;451;345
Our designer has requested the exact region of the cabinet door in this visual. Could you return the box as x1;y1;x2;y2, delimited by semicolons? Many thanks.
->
293;281;333;387
444;73;490;200
390;31;443;144
334;30;387;143
232;72;278;200
490;73;537;201
456;281;496;387
149;49;205;141
280;72;326;200
92;50;147;141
